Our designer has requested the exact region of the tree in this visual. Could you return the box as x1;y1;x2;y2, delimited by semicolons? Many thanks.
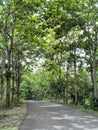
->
0;43;4;101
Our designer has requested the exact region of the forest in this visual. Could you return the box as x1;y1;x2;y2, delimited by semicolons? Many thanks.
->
0;0;98;110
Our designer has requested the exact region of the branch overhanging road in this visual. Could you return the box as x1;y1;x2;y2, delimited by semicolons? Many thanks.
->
19;100;98;130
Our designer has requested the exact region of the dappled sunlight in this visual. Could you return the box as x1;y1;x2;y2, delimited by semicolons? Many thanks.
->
49;112;59;115
51;115;76;120
71;123;86;129
53;125;64;129
19;101;98;130
41;104;62;108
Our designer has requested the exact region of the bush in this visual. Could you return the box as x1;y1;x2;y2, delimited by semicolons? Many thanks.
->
90;97;98;110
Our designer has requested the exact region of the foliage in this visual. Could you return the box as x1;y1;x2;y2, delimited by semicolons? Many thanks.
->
0;43;4;49
0;0;98;110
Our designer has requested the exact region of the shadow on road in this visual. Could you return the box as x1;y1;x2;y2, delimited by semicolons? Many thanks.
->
19;100;98;130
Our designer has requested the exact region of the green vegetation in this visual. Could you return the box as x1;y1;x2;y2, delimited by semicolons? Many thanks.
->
0;104;27;130
0;0;98;112
20;69;98;112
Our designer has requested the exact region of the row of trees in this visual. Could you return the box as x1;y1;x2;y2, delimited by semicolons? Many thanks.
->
39;0;98;106
0;0;41;107
20;69;91;106
0;0;98;108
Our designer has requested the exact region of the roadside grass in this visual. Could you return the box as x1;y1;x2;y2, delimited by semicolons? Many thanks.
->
65;103;98;115
0;103;27;130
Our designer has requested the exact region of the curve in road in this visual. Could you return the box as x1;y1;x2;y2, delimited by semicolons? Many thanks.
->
19;100;98;130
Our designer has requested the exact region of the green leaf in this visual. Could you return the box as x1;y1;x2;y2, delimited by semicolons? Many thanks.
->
0;43;4;49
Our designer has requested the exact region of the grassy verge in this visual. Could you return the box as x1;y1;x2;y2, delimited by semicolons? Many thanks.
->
0;103;27;130
65;103;98;115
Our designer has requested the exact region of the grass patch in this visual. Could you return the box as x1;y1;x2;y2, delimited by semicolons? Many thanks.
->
0;103;27;130
64;103;98;116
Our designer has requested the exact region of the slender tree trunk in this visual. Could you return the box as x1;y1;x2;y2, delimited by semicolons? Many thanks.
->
1;1;8;102
74;49;78;105
11;51;15;103
16;52;21;103
16;70;20;103
3;0;12;108
92;47;98;99
90;47;97;99
65;60;70;103
6;50;11;107
11;73;15;103
6;76;11;107
92;22;98;99
6;29;14;107
0;49;5;101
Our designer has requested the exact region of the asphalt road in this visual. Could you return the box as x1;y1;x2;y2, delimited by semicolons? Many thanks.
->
19;100;98;130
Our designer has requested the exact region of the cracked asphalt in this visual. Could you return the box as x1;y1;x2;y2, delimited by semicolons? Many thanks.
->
19;100;98;130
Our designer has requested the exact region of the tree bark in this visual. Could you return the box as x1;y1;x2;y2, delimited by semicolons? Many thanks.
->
0;49;5;101
6;49;11;107
92;47;98;99
11;51;15;103
65;60;70;103
16;51;21;103
16;70;20;103
74;48;78;105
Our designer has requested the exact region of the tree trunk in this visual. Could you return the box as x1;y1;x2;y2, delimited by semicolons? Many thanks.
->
92;47;98;99
1;2;8;102
6;50;11;107
16;71;20;103
6;76;11;107
11;52;15;103
74;49;78;105
16;52;21;103
65;60;70;103
92;22;98;99
0;49;5;101
11;74;15;103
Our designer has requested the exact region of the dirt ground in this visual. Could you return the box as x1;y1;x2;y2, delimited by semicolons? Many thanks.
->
0;104;27;130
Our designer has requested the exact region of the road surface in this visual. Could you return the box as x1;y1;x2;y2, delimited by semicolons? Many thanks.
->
19;100;98;130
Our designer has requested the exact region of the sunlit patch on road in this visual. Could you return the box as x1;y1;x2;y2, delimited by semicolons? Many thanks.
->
19;101;98;130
